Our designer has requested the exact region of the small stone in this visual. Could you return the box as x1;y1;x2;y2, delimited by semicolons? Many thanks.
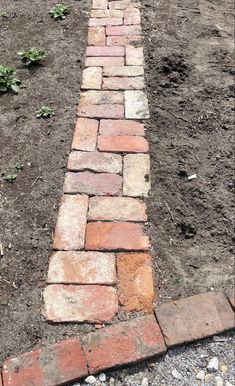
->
109;378;115;386
205;374;213;382
220;364;228;373
196;370;205;380
215;376;223;386
172;369;183;380
141;377;149;386
85;375;97;384
99;373;107;382
226;381;233;386
207;357;219;373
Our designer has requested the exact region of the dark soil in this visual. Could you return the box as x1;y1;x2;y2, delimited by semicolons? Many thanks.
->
142;0;234;301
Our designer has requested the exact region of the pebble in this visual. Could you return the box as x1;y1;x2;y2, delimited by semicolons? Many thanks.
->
215;376;223;386
196;370;205;380
109;378;115;386
141;378;149;386
226;382;233;386
99;373;106;382
220;364;228;373
207;357;219;373
205;374;213;382
172;369;183;380
85;375;97;384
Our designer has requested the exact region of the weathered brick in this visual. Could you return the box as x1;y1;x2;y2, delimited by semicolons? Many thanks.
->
67;151;122;173
103;65;144;77
103;76;144;90
82;315;166;373
117;253;154;312
125;90;150;119
81;67;102;90
2;339;88;386
47;251;116;285
87;46;124;57
126;45;144;65
228;297;235;310
53;195;88;251
77;103;124;119
89;17;123;27
64;172;122;196
123;154;150;197
106;25;141;35
85;222;149;251
109;1;141;9
107;35;142;46
88;27;106;46
43;285;118;323
88;197;147;221
92;0;107;9
80;90;123;105
124;8;141;25
72;118;98;151
100;119;145;136
85;56;124;66
91;9;123;18
0;375;2;386
98;135;149;152
155;292;235;348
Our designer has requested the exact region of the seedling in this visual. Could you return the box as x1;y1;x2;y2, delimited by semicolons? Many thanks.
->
4;175;17;182
0;65;21;93
15;163;24;171
35;106;55;118
17;49;47;66
49;4;70;19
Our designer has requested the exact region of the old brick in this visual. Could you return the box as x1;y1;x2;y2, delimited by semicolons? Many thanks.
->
89;17;123;27
106;25;141;35
88;27;106;46
72;118;98;151
85;222;149;251
228;297;235;310
124;8;141;25
64;172;122;196
92;0;107;9
117;253;154;312
81;67;102;90
109;1;141;9
85;56;124;66
80;90;123;105
47;251;116;285
103;76;144;90
2;339;88;386
100;119;145;136
126;45;144;65
77;103;124;119
88;197;147;221
103;65;144;77
82;315;166;373
107;35;142;46
123;154;150;197
91;9;123;17
67;151;122;173
125;90;150;119
155;292;235;347
53;195;88;251
43;285;118;323
87;46;124;57
98;135;149;152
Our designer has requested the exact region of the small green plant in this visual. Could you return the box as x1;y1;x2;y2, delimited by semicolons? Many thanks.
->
4;174;17;182
17;49;47;66
0;65;21;93
35;106;55;118
15;163;24;171
49;4;70;19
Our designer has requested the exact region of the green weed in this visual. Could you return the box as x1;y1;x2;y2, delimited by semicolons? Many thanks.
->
0;65;21;93
35;106;55;118
49;4;70;19
18;49;47;66
4;175;17;182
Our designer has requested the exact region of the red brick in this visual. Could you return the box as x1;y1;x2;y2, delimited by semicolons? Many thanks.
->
0;375;2;386
91;9;123;17
87;46;124;57
85;222;150;251
100;119;145;136
126;45;144;65
155;292;235;348
228;297;235;310
82;315;166;373
103;65;144;77
117;253;154;312
92;0;107;9
80;90;123;105
72;118;98;151
47;251;116;285
106;25;141;36
64;172;122;196
98;135;149;152
77;103;124;119
67;151;122;173
109;1;141;9
89;17;123;27
2;338;88;386
85;56;124;66
43;284;118;323
107;35;142;46
53;195;88;251
103;76;144;90
88;196;147;221
88;27;106;46
124;8;141;25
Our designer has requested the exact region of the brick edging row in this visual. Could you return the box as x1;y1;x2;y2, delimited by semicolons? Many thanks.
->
2;292;234;385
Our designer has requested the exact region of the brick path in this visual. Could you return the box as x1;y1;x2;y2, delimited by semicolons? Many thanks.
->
42;0;155;323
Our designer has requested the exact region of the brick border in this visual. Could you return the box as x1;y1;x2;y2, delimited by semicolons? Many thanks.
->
2;292;234;384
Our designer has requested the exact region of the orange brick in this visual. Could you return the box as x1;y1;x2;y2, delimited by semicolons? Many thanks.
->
53;195;88;251
107;35;142;46
117;253;155;312
98;135;149;152
72;118;98;151
43;284;118;323
89;17;123;26
87;46;124;56
81;67;102;90
106;25;141;36
124;8;141;25
103;76;144;90
99;119;145;136
85;56;124;66
2;338;88;386
88;27;106;46
77;103;124;119
85;222;150;251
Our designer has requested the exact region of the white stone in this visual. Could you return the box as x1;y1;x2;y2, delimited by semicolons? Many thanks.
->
125;90;149;119
215;376;223;386
226;381;233;386
171;369;183;380
109;378;115;386
123;154;150;197
141;378;149;386
85;375;97;384
99;373;107;382
207;357;219;373
196;370;205;380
